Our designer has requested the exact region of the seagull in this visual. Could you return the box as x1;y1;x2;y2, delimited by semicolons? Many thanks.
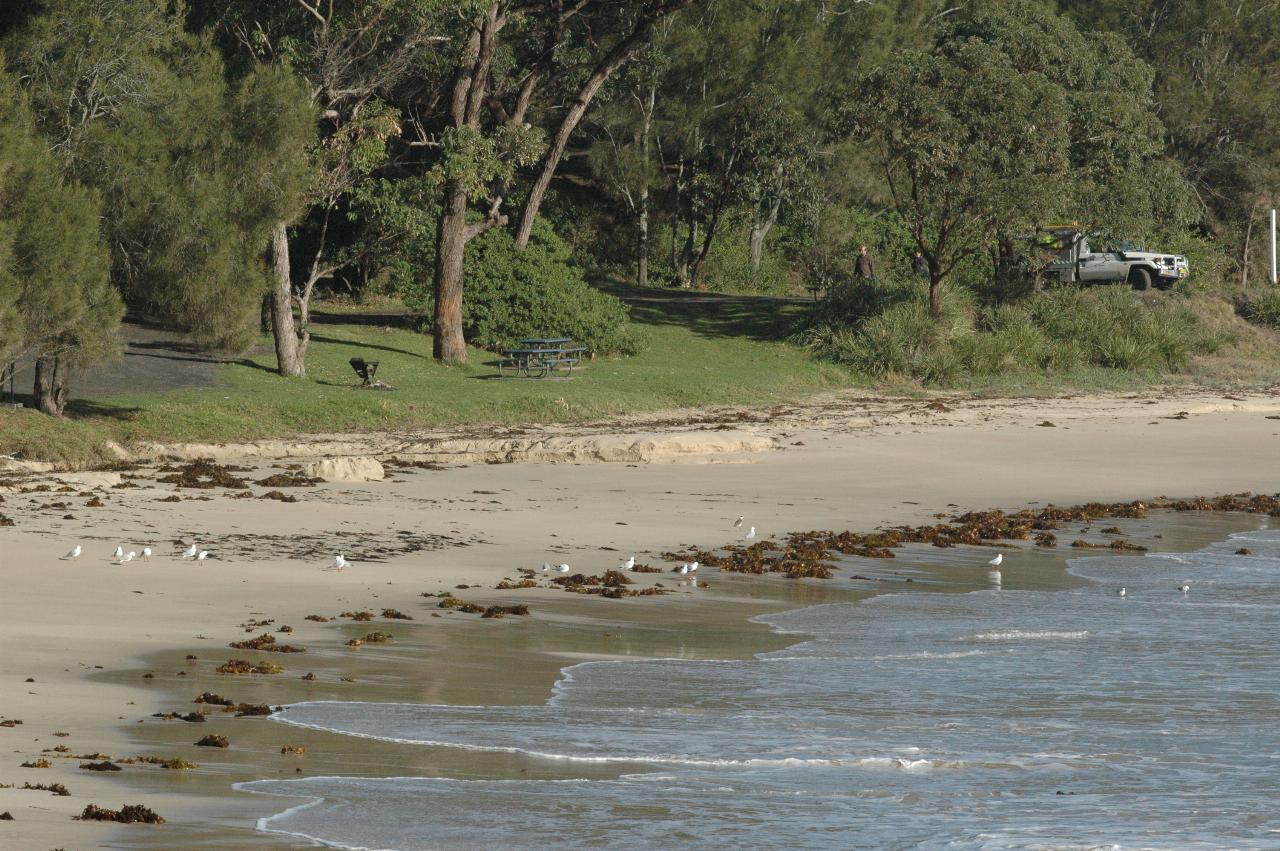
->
557;564;571;573
181;544;198;559
60;545;81;560
113;545;124;560
542;562;551;573
196;550;210;561
1178;582;1190;594
1118;587;1127;598
330;553;350;571
623;555;636;571
677;564;689;575
689;561;699;572
745;526;756;540
734;516;744;528
141;546;152;561
117;551;136;565
988;553;1003;567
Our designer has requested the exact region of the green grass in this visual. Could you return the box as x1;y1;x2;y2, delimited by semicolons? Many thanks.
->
0;290;852;464
4;283;1278;466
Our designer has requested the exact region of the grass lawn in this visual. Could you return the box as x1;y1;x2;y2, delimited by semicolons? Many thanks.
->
0;289;854;465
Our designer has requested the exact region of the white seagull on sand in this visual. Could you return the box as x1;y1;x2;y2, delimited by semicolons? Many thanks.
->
557;564;571;573
113;545;124;560
142;546;152;561
624;555;636;571
677;564;689;575
745;526;756;540
1118;587;1127;598
61;545;81;560
118;551;136;565
181;544;198;559
330;553;350;571
196;550;210;561
1178;582;1190;594
734;516;744;528
542;562;551;573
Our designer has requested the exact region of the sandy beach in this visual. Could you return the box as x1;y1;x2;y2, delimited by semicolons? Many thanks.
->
1;387;1278;849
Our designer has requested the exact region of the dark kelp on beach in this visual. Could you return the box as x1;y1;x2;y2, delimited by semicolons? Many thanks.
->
666;494;1280;579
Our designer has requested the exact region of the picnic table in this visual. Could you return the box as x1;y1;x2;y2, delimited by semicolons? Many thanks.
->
497;337;588;378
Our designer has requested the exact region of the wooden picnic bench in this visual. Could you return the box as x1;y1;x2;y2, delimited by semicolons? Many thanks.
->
497;337;588;378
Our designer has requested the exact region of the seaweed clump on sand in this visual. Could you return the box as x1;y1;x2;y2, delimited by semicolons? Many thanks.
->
481;604;530;618
258;490;298;503
230;703;273;717
304;614;330;622
495;578;538;589
77;803;164;824
151;711;205;723
156;459;249;489
347;632;393;646
1154;492;1280;516
339;611;375;621
550;570;667;598
118;757;198;770
437;597;485;613
254;472;320;487
380;609;413;620
194;735;229;748
228;633;305;653
215;659;283;675
21;782;70;796
79;761;122;771
1070;539;1148;552
20;759;51;768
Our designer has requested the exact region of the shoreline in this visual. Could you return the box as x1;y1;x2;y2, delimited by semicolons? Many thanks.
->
1;389;1278;847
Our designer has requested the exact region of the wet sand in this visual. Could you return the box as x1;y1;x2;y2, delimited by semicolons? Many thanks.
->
1;388;1277;848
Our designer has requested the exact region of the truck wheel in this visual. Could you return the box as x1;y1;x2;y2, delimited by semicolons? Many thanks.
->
1129;268;1152;291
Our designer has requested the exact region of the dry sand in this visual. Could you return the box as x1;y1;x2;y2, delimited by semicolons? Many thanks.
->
1;388;1278;848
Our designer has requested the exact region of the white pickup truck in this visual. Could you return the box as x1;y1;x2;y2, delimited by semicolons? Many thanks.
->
1038;230;1189;290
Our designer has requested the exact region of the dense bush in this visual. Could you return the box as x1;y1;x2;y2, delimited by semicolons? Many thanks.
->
457;221;645;356
797;276;1224;382
1238;288;1280;329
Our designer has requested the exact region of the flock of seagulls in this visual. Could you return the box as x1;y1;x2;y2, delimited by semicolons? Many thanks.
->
987;552;1191;599
61;542;208;563
1117;582;1192;599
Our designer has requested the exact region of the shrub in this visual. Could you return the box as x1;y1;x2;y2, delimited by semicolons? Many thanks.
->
456;221;645;356
797;277;1225;382
1239;288;1280;329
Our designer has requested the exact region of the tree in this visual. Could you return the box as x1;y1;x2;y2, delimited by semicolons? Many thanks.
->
840;1;1192;316
192;0;447;375
0;71;121;416
6;0;313;355
417;0;699;363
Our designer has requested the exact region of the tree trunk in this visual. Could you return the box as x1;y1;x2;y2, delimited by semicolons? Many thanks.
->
513;0;695;250
1241;207;1255;289
636;83;654;288
260;294;273;333
928;277;942;318
33;355;69;416
749;196;782;272
433;182;470;363
269;222;305;378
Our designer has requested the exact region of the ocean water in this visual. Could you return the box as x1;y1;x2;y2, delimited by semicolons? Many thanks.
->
237;528;1280;850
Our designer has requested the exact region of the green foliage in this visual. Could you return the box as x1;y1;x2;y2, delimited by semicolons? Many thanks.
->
457;223;644;356
798;276;1224;382
5;1;314;353
1238;289;1280;330
0;68;121;368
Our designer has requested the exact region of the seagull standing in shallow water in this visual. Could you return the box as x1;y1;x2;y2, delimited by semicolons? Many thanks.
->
1178;582;1190;594
181;544;198;559
745;526;756;540
689;561;699;572
623;555;636;571
1118;587;1127;598
61;545;81;560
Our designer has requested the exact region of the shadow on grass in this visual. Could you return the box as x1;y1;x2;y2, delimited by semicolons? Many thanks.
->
309;334;429;360
311;311;423;330
593;281;812;343
54;397;145;420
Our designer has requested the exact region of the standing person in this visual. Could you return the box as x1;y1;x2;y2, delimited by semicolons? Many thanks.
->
855;244;876;280
912;249;929;278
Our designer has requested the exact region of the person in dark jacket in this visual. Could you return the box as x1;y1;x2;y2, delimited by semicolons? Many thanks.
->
855;244;875;280
912;249;929;278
